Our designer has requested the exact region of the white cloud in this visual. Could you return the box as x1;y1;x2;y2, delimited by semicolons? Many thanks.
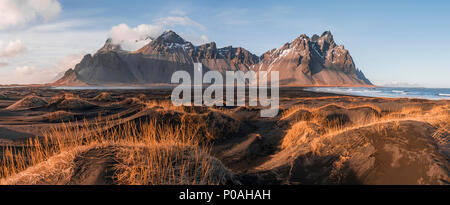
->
177;34;211;45
0;53;84;84
0;0;62;30
200;35;210;43
110;24;163;50
0;25;107;84
28;19;93;32
154;16;206;31
14;65;36;76
109;16;209;50
0;40;26;58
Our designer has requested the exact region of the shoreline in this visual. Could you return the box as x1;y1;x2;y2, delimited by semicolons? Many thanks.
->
1;85;449;101
3;83;378;88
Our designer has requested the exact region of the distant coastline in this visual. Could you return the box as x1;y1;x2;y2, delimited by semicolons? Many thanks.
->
305;86;450;100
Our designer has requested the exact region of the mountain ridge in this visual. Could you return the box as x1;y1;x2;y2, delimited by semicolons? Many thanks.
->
54;30;372;86
251;31;371;86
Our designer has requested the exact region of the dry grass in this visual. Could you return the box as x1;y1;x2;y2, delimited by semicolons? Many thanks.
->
281;121;321;149
143;100;241;142
279;101;450;153
280;104;314;121
0;115;231;185
282;103;380;132
262;101;450;182
114;144;231;185
145;99;186;112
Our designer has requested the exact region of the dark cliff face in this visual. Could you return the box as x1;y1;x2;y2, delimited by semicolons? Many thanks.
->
188;43;260;72
74;53;137;84
55;30;372;86
56;31;261;85
189;43;259;66
135;31;260;72
356;69;372;85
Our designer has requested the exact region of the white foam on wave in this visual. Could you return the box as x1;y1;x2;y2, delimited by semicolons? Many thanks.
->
304;87;450;100
392;90;406;94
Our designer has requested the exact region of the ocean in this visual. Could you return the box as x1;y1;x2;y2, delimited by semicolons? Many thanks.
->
304;87;450;100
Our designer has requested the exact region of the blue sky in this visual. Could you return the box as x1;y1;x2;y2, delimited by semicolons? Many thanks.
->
0;0;449;87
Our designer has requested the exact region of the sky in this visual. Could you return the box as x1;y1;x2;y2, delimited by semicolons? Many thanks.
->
0;0;449;87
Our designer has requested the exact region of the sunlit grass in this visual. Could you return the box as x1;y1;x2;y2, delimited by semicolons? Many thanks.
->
279;102;449;151
0;115;230;185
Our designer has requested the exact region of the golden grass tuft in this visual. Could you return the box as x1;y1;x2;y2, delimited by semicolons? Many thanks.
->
278;101;449;155
0;116;232;185
280;105;311;120
145;99;185;112
281;121;321;149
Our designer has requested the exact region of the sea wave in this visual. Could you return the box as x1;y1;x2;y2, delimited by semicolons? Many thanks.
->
304;87;450;100
392;90;407;94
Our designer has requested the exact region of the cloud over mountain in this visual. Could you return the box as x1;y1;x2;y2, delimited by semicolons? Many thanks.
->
109;24;163;51
108;16;209;51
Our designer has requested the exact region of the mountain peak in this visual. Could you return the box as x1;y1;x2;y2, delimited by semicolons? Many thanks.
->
319;31;334;44
56;30;372;86
321;30;333;37
309;30;335;53
97;38;122;53
136;30;194;55
156;30;186;44
311;34;320;41
298;34;310;40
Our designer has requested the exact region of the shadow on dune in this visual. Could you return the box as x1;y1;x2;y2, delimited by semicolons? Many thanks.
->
238;153;363;185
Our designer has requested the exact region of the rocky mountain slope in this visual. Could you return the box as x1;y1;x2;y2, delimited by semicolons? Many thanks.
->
54;30;371;86
251;31;371;85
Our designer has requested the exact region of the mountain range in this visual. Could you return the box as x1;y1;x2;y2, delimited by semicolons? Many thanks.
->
54;30;372;86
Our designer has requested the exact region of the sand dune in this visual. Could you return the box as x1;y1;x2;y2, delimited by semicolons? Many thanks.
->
257;120;448;184
0;88;448;185
1;144;236;185
248;102;450;184
5;94;48;111
92;92;117;102
48;94;97;111
0;93;9;100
